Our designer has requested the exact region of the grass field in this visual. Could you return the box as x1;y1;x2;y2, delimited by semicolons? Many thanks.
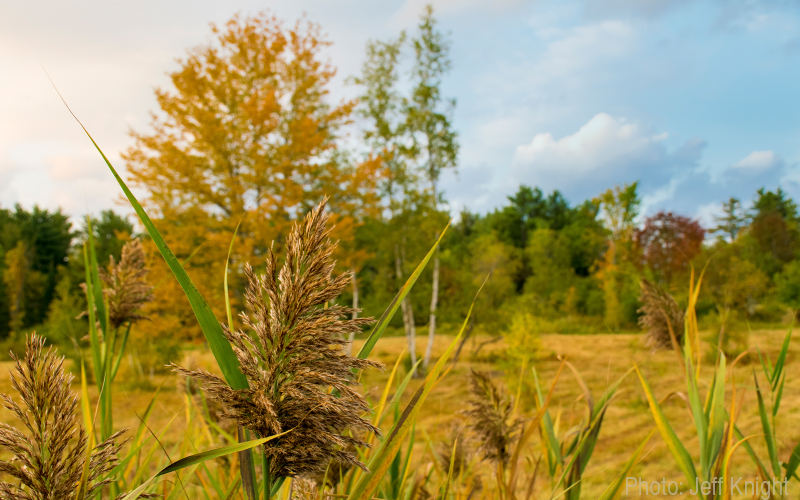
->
2;328;794;498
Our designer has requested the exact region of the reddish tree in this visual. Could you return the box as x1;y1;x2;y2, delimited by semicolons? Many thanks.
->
635;211;706;283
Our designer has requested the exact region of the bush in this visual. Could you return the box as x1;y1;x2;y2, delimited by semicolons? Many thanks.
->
504;311;542;362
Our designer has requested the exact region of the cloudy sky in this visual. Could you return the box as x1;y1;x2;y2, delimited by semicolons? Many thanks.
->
2;0;799;226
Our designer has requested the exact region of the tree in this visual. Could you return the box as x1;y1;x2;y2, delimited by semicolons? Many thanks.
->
404;5;459;371
124;12;368;339
0;205;73;339
524;229;575;309
745;188;799;276
83;210;134;267
776;260;800;313
635;211;705;284
353;31;423;371
712;197;746;242
593;183;641;330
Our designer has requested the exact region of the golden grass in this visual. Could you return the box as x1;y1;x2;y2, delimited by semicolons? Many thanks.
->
0;328;795;498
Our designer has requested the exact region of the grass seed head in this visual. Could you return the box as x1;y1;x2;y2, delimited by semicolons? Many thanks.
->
0;334;153;500
638;279;685;351
173;199;382;479
100;238;154;330
462;369;521;467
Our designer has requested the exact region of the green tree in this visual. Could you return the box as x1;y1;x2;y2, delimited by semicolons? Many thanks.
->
404;5;459;370
524;228;575;310
594;183;641;330
744;188;799;276
712;197;746;242
776;260;800;313
353;29;423;371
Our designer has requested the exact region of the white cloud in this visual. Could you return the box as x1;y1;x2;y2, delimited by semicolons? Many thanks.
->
731;150;783;170
513;113;666;175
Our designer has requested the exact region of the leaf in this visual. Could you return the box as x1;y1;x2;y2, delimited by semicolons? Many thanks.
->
347;282;480;500
598;429;656;500
120;432;290;500
52;87;249;391
222;216;257;500
356;220;451;361
507;359;566;494
704;353;727;480
76;361;94;500
771;327;792;390
784;438;800;480
634;364;698;487
441;436;458;500
754;373;780;477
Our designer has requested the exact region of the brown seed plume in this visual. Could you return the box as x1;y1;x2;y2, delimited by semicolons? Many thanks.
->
638;279;685;351
462;370;521;466
172;199;381;479
0;334;154;499
100;238;153;330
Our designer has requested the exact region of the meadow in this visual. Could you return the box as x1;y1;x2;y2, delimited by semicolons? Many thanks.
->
2;326;798;499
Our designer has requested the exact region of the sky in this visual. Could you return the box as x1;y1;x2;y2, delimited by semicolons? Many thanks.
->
1;0;799;227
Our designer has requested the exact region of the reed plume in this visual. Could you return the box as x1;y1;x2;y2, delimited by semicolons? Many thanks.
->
638;279;684;351
100;238;153;329
0;334;152;499
462;370;521;466
172;200;381;479
436;427;469;479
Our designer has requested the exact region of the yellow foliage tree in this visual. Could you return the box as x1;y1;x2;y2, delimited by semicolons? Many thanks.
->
123;12;382;342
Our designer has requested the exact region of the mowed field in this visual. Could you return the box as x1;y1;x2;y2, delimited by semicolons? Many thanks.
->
0;328;797;498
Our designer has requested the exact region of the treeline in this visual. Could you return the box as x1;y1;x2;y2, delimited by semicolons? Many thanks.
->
2;7;798;367
1;183;796;355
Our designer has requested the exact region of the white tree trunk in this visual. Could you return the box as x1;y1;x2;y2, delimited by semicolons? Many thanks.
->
348;267;359;355
423;247;439;369
424;181;440;370
395;244;417;375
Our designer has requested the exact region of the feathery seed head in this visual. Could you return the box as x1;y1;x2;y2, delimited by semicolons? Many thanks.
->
462;370;521;466
0;334;152;500
100;238;153;330
638;279;685;351
173;199;382;479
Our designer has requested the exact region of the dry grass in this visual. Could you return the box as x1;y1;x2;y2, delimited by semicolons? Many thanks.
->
0;328;796;498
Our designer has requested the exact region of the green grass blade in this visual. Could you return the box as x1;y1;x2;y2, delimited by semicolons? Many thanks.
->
772;327;792;390
55;92;249;391
774;373;786;418
121;432;290;500
532;367;562;471
85;216;107;337
82;243;103;387
356;220;451;361
705;353;726;479
348;286;477;500
110;323;131;382
76;361;94;500
733;423;771;481
754;373;780;476
441;436;457;500
785;439;800;480
634;365;698;487
598;429;656;500
223;216;257;500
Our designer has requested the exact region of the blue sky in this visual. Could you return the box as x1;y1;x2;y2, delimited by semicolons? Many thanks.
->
1;0;798;226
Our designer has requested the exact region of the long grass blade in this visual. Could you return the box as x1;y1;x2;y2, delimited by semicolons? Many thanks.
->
50;85;250;391
356;220;451;361
508;360;566;494
121;432;290;500
634;364;698;487
348;283;480;500
598;428;656;500
754;373;780;477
